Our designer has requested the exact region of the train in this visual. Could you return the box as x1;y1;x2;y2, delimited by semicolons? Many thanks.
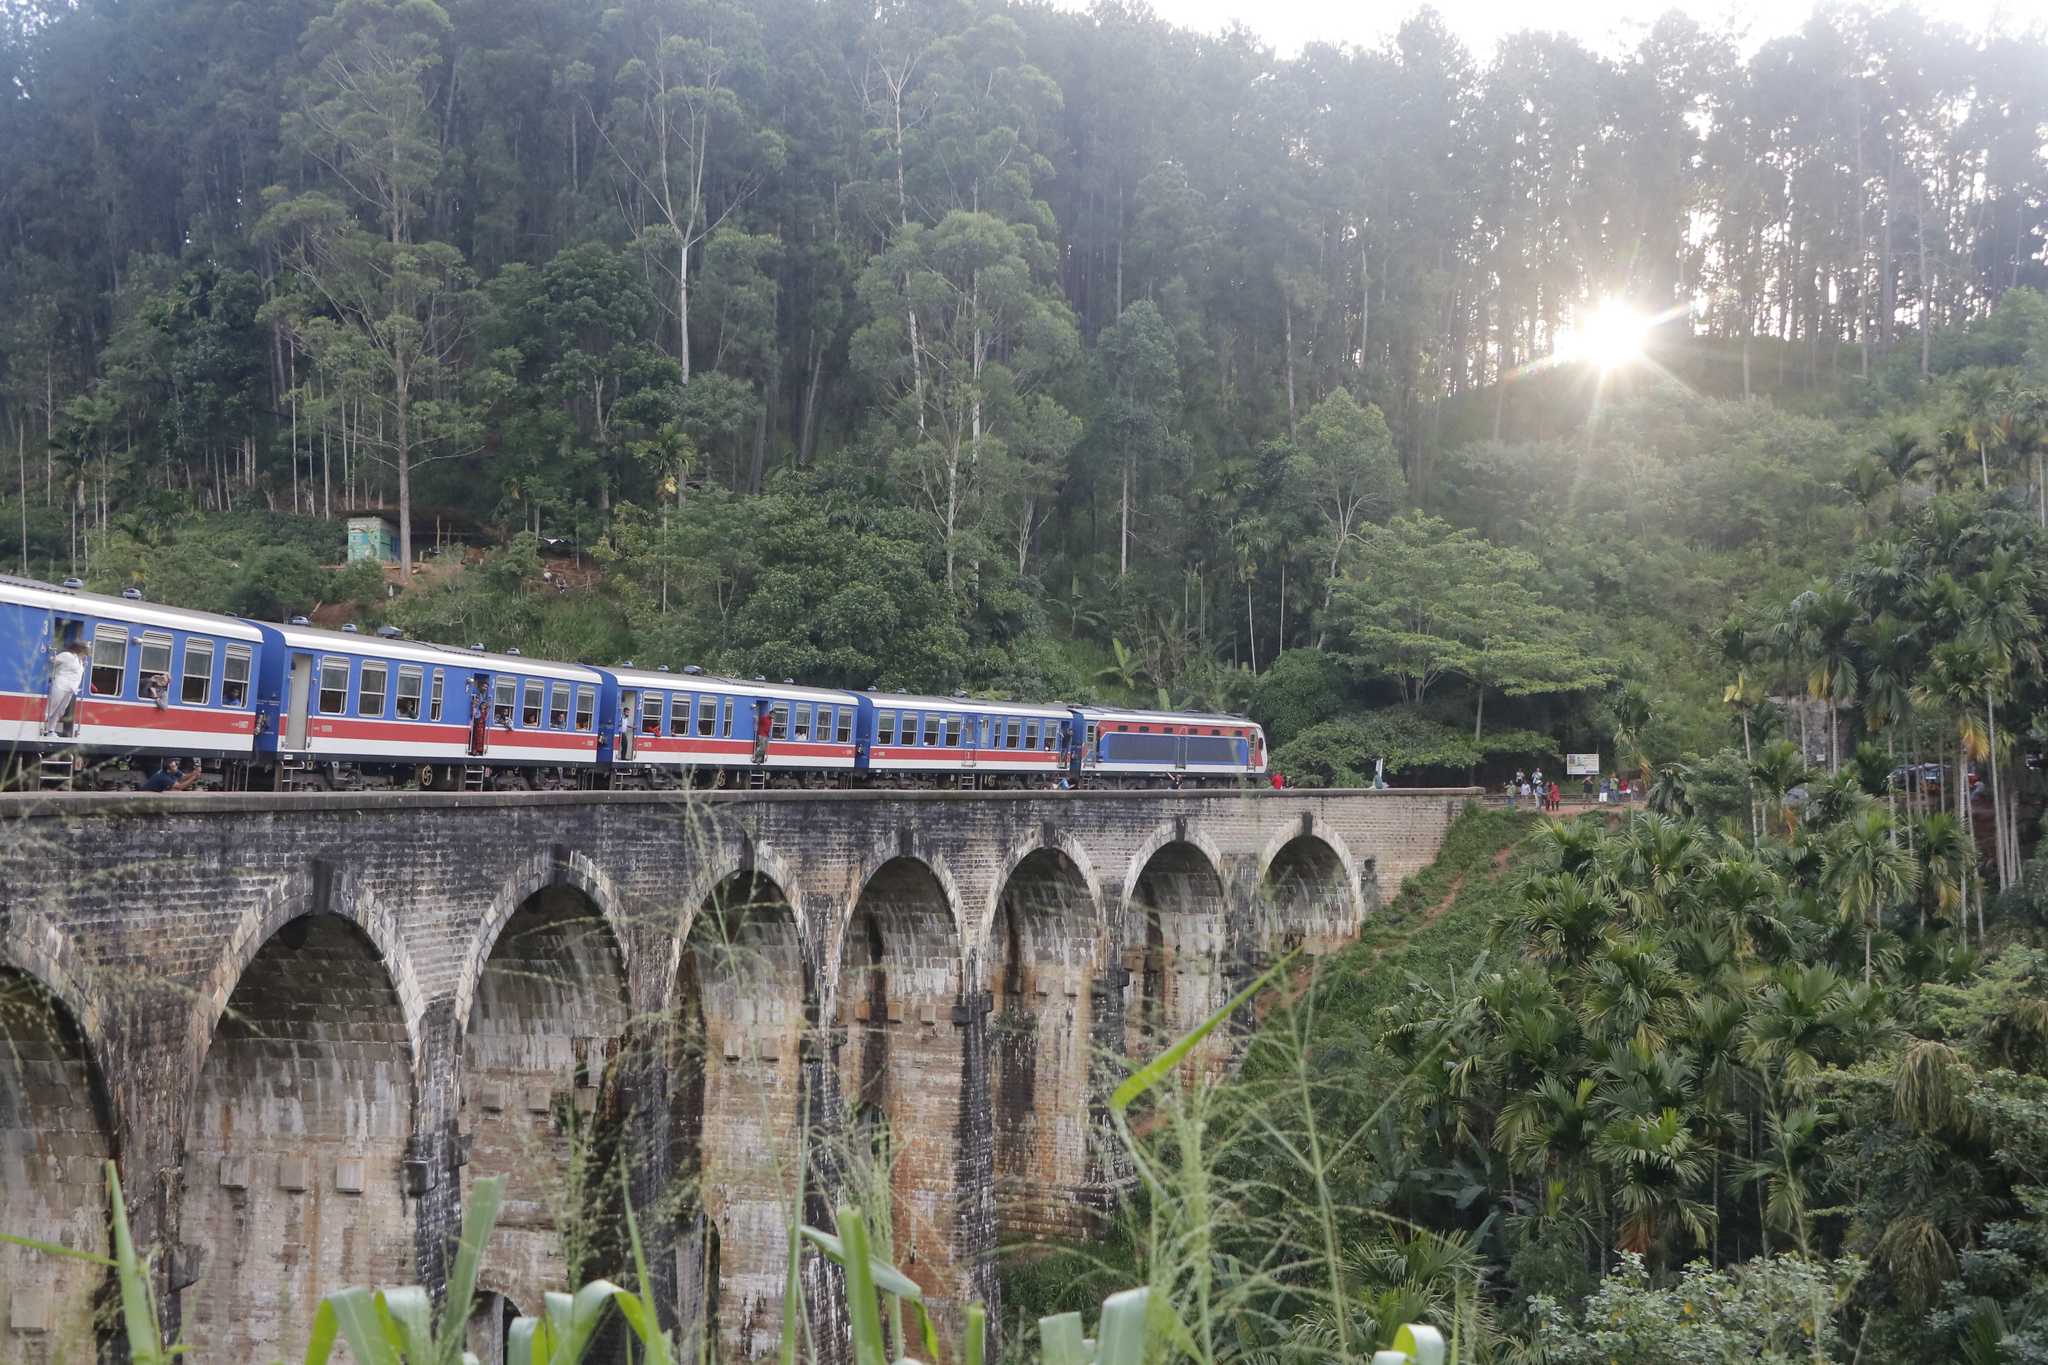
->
0;575;1268;791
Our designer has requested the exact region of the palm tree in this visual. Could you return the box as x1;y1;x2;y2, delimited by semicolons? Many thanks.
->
1822;806;1920;984
1871;426;1929;491
1740;961;1857;1094
1783;585;1860;772
1735;1106;1825;1253
1841;457;1892;537
1750;739;1807;837
1918;639;1992;938
1914;811;1968;936
1956;369;2009;492
1965;551;2041;890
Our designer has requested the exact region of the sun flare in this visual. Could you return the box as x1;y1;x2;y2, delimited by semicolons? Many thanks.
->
1559;299;1654;371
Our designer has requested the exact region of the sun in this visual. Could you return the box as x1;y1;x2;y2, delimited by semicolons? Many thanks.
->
1559;298;1654;372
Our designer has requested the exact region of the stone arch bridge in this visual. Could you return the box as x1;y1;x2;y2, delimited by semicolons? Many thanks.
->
0;786;1472;1363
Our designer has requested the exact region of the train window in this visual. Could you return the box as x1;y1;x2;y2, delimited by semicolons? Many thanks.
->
318;658;348;715
922;714;940;746
360;662;389;718
692;695;712;737
836;709;853;744
494;677;515;722
521;680;543;727
224;646;252;707
90;626;128;696
793;704;811;741
721;698;734;736
395;666;423;719
877;710;896;745
181;639;215;705
575;686;595;732
1023;721;1037;749
641;693;663;735
944;716;962;747
1004;719;1018;749
768;702;788;740
547;683;569;729
428;671;445;722
139;633;172;695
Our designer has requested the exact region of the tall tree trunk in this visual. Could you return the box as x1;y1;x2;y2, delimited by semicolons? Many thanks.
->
1119;459;1130;578
1283;298;1297;439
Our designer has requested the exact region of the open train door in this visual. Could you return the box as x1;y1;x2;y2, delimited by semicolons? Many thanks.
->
284;654;312;749
618;690;638;761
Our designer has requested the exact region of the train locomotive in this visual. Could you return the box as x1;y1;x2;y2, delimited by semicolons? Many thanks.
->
1;574;1267;791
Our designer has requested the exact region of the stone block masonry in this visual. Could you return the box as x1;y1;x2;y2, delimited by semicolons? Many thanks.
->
0;785;1472;1363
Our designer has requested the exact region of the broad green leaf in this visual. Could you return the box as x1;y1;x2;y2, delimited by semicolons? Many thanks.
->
1392;1323;1446;1365
379;1285;435;1362
830;1207;888;1365
1037;1311;1088;1365
508;1315;541;1365
444;1174;505;1340
326;1286;402;1365
1094;1288;1149;1365
797;1225;927;1302
301;1300;341;1365
961;1303;986;1365
105;1164;170;1365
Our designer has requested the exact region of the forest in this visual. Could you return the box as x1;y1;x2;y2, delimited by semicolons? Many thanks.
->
11;0;2048;1357
7;0;2048;767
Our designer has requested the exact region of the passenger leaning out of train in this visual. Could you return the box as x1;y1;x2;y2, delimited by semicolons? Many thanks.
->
43;638;87;737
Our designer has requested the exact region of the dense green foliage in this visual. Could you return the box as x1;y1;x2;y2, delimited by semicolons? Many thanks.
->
8;0;2048;737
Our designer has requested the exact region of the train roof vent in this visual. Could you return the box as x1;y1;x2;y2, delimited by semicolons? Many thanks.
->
753;675;766;682
657;664;670;672
289;615;312;626
375;625;403;639
682;664;705;675
470;642;486;650
505;646;522;655
341;623;360;633
620;660;634;667
60;577;84;590
783;678;795;685
121;586;144;600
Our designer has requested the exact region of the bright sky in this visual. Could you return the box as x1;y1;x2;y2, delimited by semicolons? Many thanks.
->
1104;0;2041;61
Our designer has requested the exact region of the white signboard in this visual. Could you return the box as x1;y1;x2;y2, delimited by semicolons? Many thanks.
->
1565;753;1601;776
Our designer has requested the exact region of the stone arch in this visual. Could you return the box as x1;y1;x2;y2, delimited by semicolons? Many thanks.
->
462;880;632;1320
1120;836;1231;1084
1254;825;1367;959
455;850;635;1035
977;832;1106;949
833;855;981;1320
180;912;418;1362
661;838;807;1023
827;841;970;997
190;869;427;1091
670;867;808;1363
0;964;115;1362
986;844;1102;1246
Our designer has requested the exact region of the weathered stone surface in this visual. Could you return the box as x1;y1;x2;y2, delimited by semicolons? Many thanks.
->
0;786;1470;1362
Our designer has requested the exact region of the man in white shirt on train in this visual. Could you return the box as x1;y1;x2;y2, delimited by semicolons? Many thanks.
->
43;638;87;737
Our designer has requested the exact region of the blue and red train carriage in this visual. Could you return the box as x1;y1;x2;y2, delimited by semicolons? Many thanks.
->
0;575;1268;791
